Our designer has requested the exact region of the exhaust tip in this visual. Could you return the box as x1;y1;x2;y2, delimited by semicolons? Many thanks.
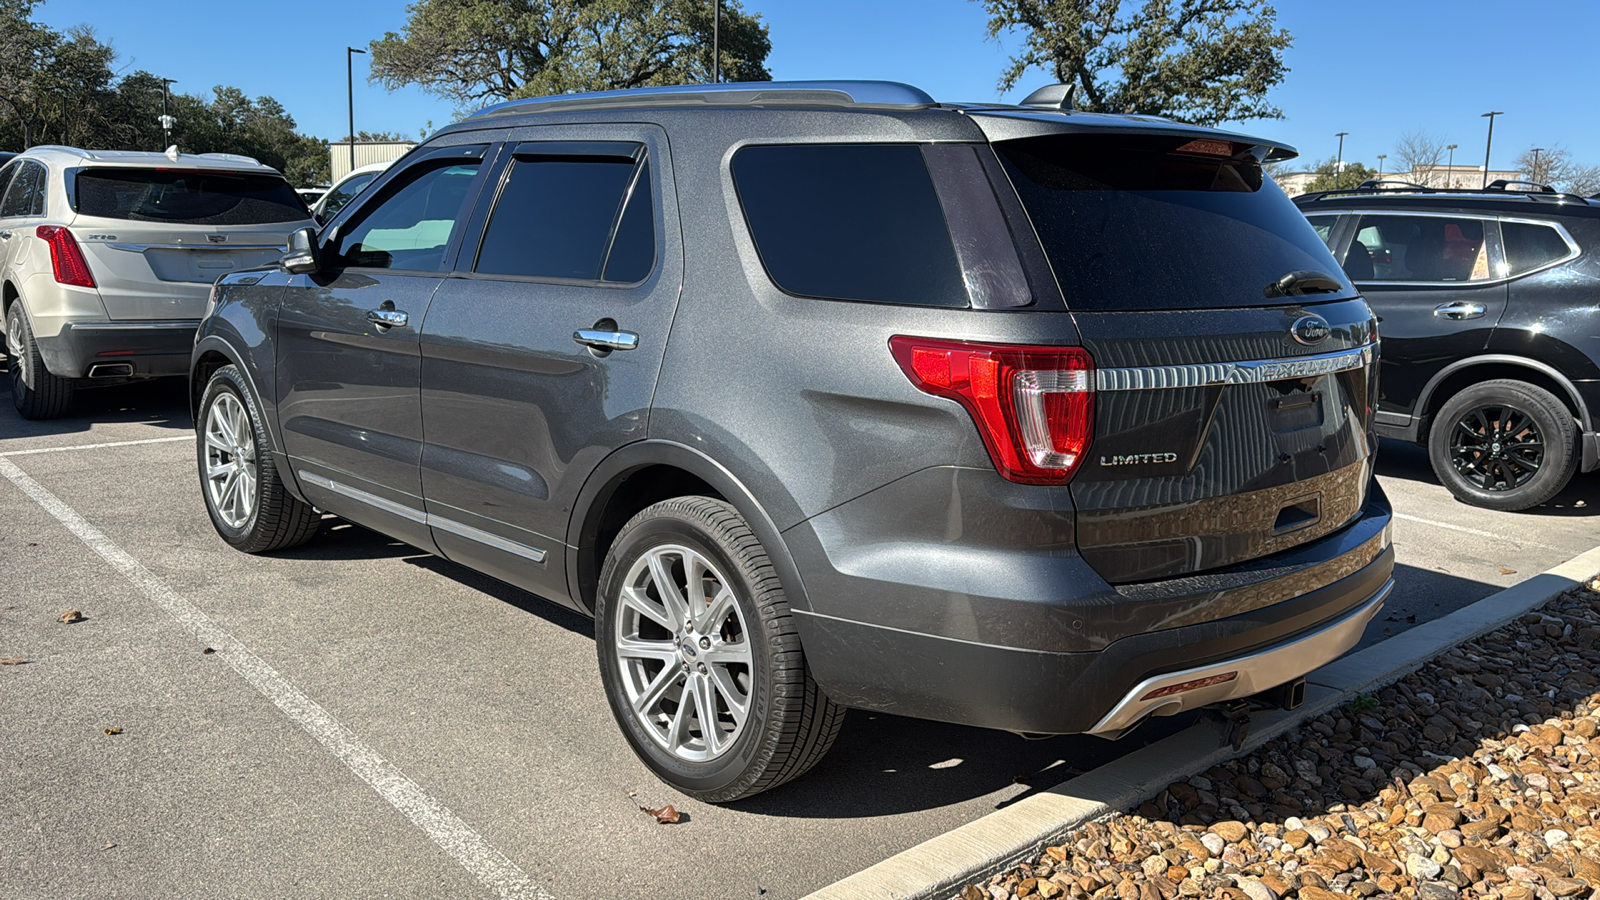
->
87;362;133;378
1262;677;1306;711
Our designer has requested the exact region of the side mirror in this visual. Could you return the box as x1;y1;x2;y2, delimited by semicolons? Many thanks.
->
280;226;321;275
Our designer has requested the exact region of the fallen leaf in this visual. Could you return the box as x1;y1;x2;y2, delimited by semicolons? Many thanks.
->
100;842;116;851
202;648;215;655
59;610;83;624
641;804;680;824
103;727;122;736
1499;567;1517;575
0;658;28;665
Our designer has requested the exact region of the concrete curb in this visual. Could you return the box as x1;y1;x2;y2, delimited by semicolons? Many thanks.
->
803;544;1600;900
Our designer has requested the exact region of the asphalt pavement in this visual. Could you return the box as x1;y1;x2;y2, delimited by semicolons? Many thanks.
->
3;373;1597;900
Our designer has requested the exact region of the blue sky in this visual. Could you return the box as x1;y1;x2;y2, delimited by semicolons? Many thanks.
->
33;0;1600;173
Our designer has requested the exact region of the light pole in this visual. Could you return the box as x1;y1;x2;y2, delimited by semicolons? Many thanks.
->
712;0;720;83
1530;147;1545;183
155;77;176;148
1481;111;1503;189
1377;154;1387;177
347;46;367;177
1334;132;1349;189
1446;143;1458;188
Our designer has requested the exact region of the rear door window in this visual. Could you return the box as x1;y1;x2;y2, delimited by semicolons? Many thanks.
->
994;134;1349;310
731;144;966;307
1350;215;1490;282
74;168;306;224
473;144;654;283
1500;221;1573;275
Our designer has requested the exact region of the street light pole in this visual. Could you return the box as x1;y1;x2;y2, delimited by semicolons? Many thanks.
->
1481;111;1503;189
347;46;367;177
1531;147;1545;183
1334;132;1348;189
156;77;176;148
712;0;720;83
1446;144;1458;188
1377;154;1386;177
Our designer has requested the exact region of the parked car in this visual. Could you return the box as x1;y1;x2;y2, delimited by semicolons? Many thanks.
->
296;185;327;207
3;146;313;418
1295;182;1600;510
311;160;391;224
191;80;1393;802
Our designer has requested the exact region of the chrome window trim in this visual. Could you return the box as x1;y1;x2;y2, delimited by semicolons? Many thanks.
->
1096;345;1374;392
1336;208;1579;286
297;470;547;564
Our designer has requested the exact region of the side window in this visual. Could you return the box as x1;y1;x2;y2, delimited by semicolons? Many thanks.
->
473;147;655;282
1349;215;1490;283
0;162;42;218
333;156;482;271
1305;215;1337;246
0;163;20;212
1501;221;1572;275
731;144;966;307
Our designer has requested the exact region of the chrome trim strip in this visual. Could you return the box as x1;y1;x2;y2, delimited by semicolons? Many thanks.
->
68;320;202;331
1096;345;1374;392
296;471;547;564
105;243;285;252
1086;578;1393;736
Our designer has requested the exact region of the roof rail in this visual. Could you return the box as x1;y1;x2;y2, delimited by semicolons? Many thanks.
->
1487;178;1554;193
1356;179;1428;190
468;80;936;119
25;145;94;159
1299;183;1596;205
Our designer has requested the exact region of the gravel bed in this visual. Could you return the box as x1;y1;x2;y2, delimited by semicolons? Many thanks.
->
960;579;1600;900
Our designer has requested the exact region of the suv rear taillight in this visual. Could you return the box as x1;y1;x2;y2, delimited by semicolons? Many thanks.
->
36;226;95;288
889;335;1094;485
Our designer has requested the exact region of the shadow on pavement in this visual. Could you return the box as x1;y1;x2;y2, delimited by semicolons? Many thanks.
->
1376;438;1598;517
0;357;192;436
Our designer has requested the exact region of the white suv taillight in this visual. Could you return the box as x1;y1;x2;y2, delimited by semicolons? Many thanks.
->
889;335;1094;485
36;226;96;288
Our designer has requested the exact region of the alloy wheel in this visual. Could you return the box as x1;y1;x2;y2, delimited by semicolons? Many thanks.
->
1449;404;1544;492
203;392;258;529
7;309;27;386
613;544;754;763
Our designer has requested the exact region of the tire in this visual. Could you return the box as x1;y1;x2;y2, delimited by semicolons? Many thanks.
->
196;365;320;552
595;497;844;803
1428;379;1579;512
6;302;75;420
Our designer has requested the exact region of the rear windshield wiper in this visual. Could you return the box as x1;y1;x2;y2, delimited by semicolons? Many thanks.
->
1266;270;1345;298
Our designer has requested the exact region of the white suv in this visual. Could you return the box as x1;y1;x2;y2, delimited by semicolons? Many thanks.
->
1;146;313;418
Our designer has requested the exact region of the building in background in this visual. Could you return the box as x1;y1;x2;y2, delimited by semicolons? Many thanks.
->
329;140;416;182
1272;165;1523;197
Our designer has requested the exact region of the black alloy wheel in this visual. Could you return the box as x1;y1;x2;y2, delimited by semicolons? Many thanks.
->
1428;379;1578;512
1448;404;1544;492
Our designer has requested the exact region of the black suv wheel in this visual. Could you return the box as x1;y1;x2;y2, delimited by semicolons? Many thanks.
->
595;497;844;802
1428;379;1578;511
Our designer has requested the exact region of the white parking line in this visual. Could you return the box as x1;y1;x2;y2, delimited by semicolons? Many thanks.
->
1393;511;1561;551
0;456;548;900
0;435;192;457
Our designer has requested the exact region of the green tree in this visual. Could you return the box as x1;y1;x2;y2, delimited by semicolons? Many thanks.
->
974;0;1292;125
1302;157;1375;194
369;0;771;109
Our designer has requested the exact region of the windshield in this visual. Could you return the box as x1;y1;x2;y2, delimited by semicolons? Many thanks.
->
995;134;1351;311
75;168;309;225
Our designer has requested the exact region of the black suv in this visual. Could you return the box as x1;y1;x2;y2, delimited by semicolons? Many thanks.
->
1295;183;1600;510
191;81;1393;802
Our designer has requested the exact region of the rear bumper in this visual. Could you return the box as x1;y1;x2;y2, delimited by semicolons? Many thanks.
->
36;319;199;379
786;467;1394;735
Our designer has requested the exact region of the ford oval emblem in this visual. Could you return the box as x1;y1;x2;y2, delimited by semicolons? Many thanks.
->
1291;315;1331;345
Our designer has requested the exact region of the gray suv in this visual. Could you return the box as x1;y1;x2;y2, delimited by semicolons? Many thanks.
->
190;81;1395;802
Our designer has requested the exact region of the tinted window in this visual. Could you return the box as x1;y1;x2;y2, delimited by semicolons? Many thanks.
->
335;159;481;271
1306;215;1337;245
1;162;44;218
318;171;380;221
1351;215;1489;282
75;168;305;224
0;163;18;210
474;152;654;282
995;134;1348;310
1502;221;1572;274
732;144;966;307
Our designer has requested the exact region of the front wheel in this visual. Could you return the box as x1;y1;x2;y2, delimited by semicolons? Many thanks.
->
197;365;320;552
1428;379;1578;511
595;497;844;802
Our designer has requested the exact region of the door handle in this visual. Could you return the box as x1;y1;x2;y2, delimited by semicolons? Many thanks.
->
573;329;639;351
1433;301;1486;320
366;308;409;329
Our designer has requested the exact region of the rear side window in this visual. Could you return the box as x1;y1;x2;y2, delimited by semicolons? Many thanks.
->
75;168;307;225
474;147;654;283
732;144;966;307
1;161;45;218
1501;221;1572;275
1351;215;1489;282
995;134;1348;310
1306;215;1337;245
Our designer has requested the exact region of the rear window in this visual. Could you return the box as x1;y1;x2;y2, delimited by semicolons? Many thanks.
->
75;168;308;225
732;144;967;307
995;134;1348;311
1501;221;1573;275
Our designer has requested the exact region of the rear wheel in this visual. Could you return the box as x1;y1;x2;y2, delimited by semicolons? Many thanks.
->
197;365;320;552
6;302;75;420
595;497;844;802
1428;379;1578;511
